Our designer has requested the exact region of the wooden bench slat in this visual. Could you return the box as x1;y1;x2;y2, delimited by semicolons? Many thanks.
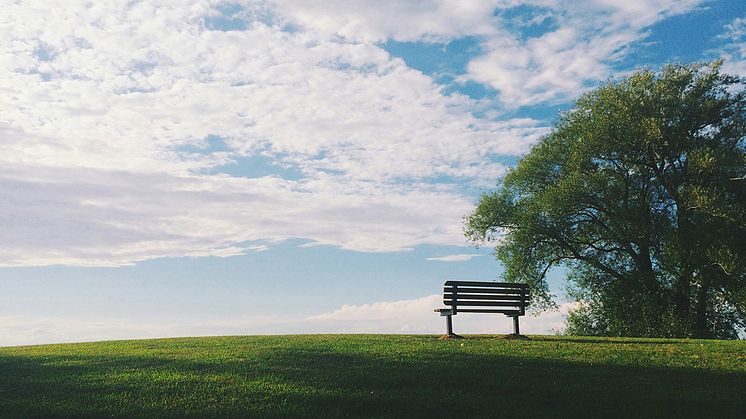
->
444;281;528;288
444;284;526;291
443;296;528;304
443;287;526;294
443;293;528;301
455;308;522;314
443;287;528;295
443;301;526;307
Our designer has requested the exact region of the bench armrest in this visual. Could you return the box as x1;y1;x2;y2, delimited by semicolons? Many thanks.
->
434;308;454;316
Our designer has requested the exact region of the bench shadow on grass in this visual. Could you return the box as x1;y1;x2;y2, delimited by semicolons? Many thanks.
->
0;342;744;418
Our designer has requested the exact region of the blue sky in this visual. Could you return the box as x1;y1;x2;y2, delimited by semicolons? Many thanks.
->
1;0;745;346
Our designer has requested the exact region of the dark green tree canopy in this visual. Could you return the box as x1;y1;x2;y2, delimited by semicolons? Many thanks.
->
466;62;746;339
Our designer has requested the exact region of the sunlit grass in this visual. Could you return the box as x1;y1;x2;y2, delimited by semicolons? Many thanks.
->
1;335;744;417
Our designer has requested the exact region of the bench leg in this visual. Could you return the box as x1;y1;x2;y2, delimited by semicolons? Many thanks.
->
439;314;463;339
502;315;529;339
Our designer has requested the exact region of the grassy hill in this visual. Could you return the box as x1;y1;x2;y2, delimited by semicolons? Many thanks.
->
0;335;744;418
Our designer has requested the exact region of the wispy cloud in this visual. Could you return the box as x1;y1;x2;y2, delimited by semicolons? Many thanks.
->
426;254;482;262
0;164;476;266
272;0;502;42
717;17;746;76
273;0;705;107
465;0;705;107
721;17;746;40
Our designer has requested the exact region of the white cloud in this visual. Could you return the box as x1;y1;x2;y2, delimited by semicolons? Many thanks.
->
465;0;704;106
0;1;547;266
0;296;578;346
718;17;746;77
306;295;577;334
0;315;282;347
0;0;711;267
722;17;746;41
273;0;705;107
0;163;477;266
272;0;502;42
426;254;483;262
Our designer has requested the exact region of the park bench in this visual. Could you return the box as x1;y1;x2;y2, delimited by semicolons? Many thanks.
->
434;280;530;339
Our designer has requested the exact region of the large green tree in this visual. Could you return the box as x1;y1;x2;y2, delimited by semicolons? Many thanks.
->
465;62;746;339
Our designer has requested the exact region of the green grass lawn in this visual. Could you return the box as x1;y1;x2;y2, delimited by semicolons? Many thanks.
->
0;335;744;418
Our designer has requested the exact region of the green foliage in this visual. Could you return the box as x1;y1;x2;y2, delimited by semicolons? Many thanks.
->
466;62;746;339
0;335;745;418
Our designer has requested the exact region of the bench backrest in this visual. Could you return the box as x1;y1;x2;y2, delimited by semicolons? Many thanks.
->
443;280;529;315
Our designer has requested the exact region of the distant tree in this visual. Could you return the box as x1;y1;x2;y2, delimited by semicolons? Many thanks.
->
465;62;746;339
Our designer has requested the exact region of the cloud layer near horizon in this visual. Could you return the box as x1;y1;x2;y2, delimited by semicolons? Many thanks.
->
0;294;576;346
0;0;723;267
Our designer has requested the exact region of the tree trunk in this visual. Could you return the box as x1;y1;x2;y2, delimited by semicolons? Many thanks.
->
675;210;693;335
692;275;712;339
